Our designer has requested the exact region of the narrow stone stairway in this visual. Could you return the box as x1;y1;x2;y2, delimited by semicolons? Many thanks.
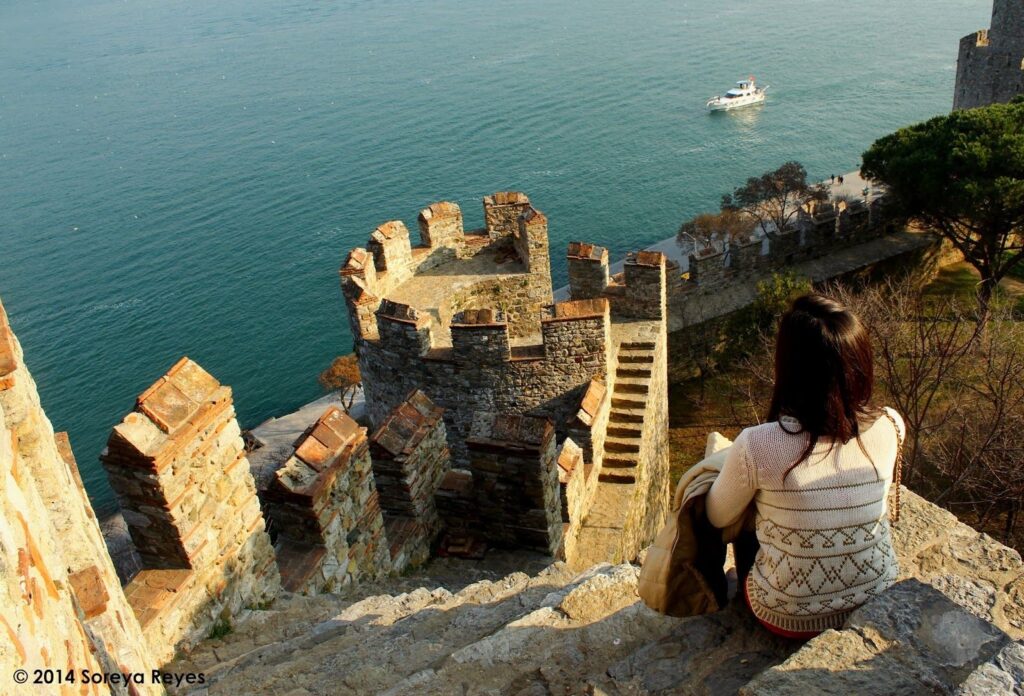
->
602;340;656;485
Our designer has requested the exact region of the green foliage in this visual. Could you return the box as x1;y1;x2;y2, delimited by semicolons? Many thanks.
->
861;101;1024;312
208;617;232;641
720;272;812;366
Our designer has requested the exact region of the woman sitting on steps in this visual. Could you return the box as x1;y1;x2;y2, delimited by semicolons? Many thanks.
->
706;294;905;640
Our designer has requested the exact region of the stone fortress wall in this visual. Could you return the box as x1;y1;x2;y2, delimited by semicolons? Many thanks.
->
100;358;282;663
681;194;891;299
0;299;162;694
339;192;674;567
954;0;1024;110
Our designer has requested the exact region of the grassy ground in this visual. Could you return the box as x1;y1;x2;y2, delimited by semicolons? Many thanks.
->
924;261;1024;313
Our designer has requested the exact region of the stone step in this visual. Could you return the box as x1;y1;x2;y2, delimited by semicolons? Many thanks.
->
602;455;638;469
616;366;653;378
604;436;641;453
607;424;643;438
182;564;578;695
612;395;646;409
620;341;657;352
381;564;787;696
609;408;645;424
599;470;637;484
615;379;650;395
618;353;654;364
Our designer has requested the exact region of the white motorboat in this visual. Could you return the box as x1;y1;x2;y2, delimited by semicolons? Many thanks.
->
706;76;768;111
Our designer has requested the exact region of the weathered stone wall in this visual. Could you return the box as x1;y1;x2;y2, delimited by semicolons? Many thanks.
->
0;299;160;694
263;406;389;594
954;0;1024;110
566;378;610;472
567;242;610;299
101;358;279;662
466;413;563;554
369;390;449;569
358;298;612;470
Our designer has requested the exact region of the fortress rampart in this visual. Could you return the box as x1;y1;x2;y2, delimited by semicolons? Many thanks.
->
682;196;887;298
339;193;672;567
954;0;1024;110
341;193;552;342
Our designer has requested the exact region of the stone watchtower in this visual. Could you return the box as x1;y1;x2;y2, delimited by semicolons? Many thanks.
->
954;0;1024;110
339;193;672;564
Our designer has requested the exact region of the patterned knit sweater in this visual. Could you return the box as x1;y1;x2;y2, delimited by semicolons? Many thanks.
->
706;408;904;633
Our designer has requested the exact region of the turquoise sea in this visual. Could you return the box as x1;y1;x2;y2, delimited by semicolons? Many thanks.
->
0;0;991;515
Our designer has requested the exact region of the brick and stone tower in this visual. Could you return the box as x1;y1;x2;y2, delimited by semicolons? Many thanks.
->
954;0;1024;109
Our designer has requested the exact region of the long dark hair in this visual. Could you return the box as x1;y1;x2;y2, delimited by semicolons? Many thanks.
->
768;294;880;479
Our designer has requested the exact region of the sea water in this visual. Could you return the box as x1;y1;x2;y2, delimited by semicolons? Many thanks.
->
0;0;991;514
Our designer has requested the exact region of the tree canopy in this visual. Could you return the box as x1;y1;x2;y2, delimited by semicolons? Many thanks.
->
318;354;362;411
721;161;827;238
861;99;1024;314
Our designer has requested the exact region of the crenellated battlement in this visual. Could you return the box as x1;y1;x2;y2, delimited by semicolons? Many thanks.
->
340;192;553;342
483;191;532;239
418;200;464;249
684;195;889;295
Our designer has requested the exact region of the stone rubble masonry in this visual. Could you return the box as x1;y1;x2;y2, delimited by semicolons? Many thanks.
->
566;378;610;471
356;295;613;472
434;468;477;534
685;198;884;298
263;405;390;594
0;297;161;695
567;241;611;300
466;413;564;554
955;0;1024;110
100;357;280;663
370;389;450;569
483;191;532;240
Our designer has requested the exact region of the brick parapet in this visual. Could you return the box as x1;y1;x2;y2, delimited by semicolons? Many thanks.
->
567;241;611;299
101;357;279;661
483;191;531;240
261;405;390;593
370;390;449;568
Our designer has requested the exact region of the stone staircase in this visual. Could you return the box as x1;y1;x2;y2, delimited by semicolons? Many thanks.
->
170;560;802;696
602;340;656;485
166;483;1024;696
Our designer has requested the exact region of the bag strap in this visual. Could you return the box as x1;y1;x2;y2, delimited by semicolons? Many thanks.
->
882;409;904;525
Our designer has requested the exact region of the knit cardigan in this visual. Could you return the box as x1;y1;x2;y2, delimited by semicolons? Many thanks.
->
706;408;905;633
